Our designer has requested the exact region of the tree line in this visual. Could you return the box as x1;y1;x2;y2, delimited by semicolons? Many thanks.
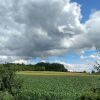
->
0;62;68;72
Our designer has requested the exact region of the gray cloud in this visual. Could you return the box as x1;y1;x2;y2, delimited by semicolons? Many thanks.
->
0;0;100;63
0;0;83;58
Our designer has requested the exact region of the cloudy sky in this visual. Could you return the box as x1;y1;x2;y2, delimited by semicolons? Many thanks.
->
0;0;100;71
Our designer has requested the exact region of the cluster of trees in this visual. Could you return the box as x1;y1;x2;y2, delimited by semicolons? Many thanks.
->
0;62;68;72
35;62;68;72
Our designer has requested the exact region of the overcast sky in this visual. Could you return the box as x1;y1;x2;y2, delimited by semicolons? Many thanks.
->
0;0;100;71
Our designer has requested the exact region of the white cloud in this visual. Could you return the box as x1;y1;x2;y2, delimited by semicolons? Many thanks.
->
0;0;100;65
80;55;85;59
70;11;100;50
66;64;93;72
90;53;100;63
13;59;28;64
0;55;23;63
53;60;93;72
80;50;85;54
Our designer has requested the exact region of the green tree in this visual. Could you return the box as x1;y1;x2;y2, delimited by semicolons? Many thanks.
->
94;62;100;73
0;63;23;97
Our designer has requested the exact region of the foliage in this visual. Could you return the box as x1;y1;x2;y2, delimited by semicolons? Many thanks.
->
0;91;14;100
79;87;100;100
18;75;100;100
94;62;100;73
35;62;68;72
0;64;23;99
0;62;68;72
91;70;95;74
94;50;100;73
0;63;99;100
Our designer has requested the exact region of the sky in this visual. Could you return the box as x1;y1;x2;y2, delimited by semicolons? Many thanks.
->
0;0;100;72
71;0;100;23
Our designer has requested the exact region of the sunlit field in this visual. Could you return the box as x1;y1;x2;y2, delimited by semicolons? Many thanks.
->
17;71;89;76
17;71;100;100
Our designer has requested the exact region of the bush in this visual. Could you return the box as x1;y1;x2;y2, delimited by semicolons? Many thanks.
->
0;91;14;100
0;63;23;99
79;87;100;100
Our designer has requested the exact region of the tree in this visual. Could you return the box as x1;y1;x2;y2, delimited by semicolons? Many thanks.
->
91;70;95;74
0;63;23;97
93;49;100;73
35;62;68;72
94;62;100;73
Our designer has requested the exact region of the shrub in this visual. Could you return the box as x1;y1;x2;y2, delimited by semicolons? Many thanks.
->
0;63;23;99
79;87;100;100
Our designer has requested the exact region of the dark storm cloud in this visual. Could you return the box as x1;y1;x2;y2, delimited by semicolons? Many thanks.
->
0;0;100;63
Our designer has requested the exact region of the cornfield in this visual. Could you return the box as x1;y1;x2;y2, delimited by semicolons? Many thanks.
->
17;73;100;100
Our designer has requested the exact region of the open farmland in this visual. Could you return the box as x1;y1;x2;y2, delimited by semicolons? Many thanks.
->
17;71;100;100
17;71;90;76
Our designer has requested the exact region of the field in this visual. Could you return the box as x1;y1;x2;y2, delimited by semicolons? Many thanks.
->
17;71;90;76
17;71;100;100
